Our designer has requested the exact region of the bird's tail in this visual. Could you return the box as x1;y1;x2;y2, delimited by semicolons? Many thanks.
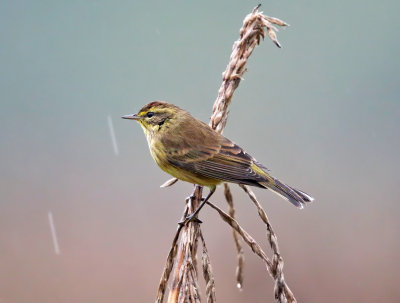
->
259;178;314;209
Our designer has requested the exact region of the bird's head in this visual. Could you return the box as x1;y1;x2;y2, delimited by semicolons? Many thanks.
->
122;101;182;136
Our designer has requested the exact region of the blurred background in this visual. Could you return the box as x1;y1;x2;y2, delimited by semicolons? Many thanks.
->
1;1;399;302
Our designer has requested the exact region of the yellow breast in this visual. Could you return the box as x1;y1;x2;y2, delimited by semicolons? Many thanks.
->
148;137;221;188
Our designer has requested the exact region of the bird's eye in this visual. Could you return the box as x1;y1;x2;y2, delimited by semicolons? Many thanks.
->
146;112;154;118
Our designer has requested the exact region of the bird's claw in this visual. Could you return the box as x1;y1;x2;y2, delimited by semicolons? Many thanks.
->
178;215;202;226
185;195;205;203
185;194;195;203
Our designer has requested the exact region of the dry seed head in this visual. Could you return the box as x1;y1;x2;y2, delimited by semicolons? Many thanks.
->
265;16;289;27
267;28;281;48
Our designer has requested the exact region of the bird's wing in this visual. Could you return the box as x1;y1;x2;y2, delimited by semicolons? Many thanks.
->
165;135;269;186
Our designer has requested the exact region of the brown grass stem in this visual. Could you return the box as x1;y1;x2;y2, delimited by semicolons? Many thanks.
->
156;5;293;303
200;231;216;303
223;183;244;289
240;185;296;302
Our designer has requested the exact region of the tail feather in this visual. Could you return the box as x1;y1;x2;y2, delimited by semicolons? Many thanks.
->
292;188;314;203
259;178;314;209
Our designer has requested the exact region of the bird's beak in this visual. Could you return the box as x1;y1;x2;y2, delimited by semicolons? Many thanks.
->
121;113;140;120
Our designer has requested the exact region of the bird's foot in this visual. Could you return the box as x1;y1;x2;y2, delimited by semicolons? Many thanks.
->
185;194;195;203
185;195;205;203
178;215;202;226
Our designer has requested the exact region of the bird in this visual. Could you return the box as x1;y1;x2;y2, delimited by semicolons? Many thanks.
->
122;101;313;222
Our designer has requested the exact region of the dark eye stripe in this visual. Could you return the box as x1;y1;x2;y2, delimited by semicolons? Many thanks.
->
146;112;154;118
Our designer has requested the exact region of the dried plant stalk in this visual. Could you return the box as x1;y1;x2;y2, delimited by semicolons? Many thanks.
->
157;5;293;303
205;201;273;269
205;199;294;302
200;231;216;303
240;185;296;302
177;226;201;303
156;209;187;303
223;183;244;289
209;5;288;134
168;186;203;303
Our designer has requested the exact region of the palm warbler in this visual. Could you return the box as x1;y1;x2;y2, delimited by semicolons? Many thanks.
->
122;101;313;221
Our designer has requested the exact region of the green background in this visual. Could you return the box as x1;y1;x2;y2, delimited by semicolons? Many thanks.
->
1;1;399;302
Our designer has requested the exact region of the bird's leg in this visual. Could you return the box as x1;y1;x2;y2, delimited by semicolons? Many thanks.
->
185;195;205;203
181;187;216;225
